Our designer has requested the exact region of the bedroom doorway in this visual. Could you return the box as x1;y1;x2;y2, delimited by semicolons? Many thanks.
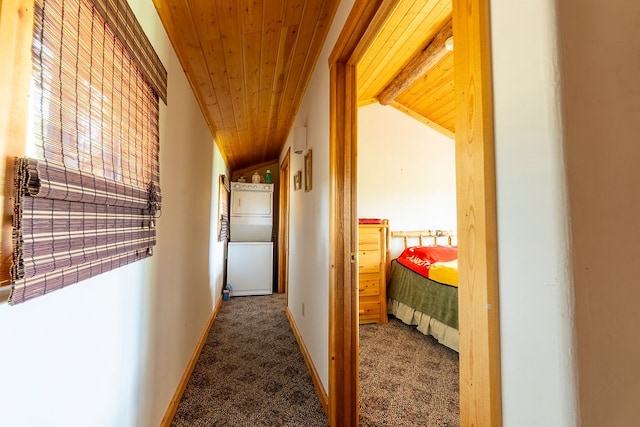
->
278;148;291;297
328;0;501;426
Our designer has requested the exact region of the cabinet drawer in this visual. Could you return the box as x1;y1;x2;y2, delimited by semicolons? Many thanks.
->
358;229;381;251
358;274;380;297
358;221;388;325
359;250;380;273
359;301;381;323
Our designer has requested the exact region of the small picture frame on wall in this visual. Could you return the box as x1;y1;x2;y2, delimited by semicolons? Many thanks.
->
294;170;302;190
304;149;312;192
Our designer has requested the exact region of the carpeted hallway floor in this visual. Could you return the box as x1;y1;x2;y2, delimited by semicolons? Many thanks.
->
171;294;326;426
171;293;459;426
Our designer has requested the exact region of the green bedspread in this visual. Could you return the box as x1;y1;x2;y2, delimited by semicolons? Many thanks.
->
388;260;459;329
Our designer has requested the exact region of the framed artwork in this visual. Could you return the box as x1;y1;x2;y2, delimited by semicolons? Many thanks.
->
294;170;302;190
304;149;312;192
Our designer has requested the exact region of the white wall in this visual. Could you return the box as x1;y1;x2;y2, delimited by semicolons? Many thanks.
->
282;0;355;393
357;103;456;257
490;0;576;425
558;0;640;425
0;1;226;425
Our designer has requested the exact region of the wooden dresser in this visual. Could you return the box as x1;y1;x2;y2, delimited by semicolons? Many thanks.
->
358;220;389;324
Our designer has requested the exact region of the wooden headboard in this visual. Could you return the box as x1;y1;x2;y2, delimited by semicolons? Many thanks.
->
390;230;456;248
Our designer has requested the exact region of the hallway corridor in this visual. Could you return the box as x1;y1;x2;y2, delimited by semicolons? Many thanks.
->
171;294;327;426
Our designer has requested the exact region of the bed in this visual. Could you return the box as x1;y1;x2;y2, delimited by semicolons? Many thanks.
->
387;230;459;352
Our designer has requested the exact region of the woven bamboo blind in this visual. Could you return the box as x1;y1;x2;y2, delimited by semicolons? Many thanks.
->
9;0;166;304
218;175;230;242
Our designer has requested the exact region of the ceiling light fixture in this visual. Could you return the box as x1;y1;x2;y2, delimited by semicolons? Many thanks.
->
445;36;454;51
292;126;307;155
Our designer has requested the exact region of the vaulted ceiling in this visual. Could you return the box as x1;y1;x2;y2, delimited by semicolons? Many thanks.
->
152;0;454;171
357;0;454;137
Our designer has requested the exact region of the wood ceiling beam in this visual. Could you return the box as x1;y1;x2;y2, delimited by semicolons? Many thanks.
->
377;17;453;105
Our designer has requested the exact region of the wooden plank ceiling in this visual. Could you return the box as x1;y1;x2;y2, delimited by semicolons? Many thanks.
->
151;0;454;171
152;0;341;171
357;0;455;137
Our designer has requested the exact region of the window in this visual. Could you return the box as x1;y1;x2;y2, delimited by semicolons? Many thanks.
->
9;0;167;304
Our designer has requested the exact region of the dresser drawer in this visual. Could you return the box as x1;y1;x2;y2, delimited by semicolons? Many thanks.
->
358;301;381;323
358;229;381;251
358;221;388;325
358;273;380;297
359;250;380;273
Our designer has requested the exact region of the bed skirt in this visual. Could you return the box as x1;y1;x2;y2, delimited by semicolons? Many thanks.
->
388;298;459;352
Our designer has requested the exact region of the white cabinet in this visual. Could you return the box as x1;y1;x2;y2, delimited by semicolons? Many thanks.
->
227;242;273;296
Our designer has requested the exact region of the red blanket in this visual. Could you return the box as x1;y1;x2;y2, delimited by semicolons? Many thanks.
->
396;245;458;279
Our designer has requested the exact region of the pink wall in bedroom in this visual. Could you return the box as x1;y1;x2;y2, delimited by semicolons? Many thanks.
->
559;0;640;424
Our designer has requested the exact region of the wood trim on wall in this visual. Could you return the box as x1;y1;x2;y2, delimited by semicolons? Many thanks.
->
328;59;359;427
0;0;33;286
278;149;290;294
388;100;455;139
328;0;501;425
453;0;502;425
286;307;329;414
160;297;223;427
328;1;385;425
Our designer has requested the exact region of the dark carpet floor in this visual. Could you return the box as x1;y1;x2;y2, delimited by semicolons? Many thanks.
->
359;318;460;426
171;294;459;426
171;294;327;426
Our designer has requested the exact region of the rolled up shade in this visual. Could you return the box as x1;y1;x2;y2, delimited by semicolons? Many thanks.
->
10;158;160;305
9;0;164;304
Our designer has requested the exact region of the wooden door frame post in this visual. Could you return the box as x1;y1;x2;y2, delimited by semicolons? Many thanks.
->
453;0;502;423
278;148;291;295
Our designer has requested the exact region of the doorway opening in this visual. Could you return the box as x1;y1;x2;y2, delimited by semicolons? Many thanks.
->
327;0;502;425
278;148;291;301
